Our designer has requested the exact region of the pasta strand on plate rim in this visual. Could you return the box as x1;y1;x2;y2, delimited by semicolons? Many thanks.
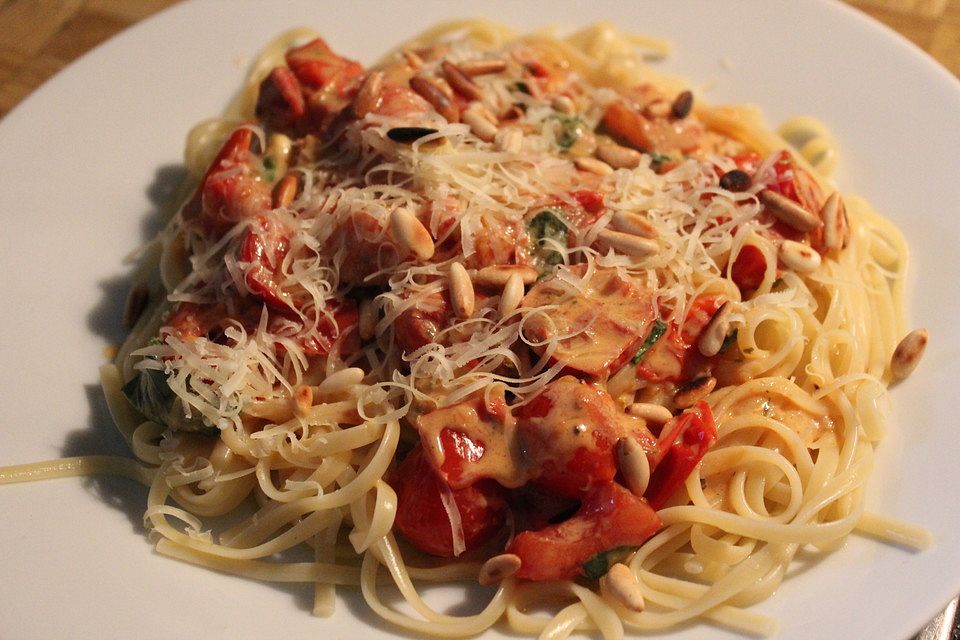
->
0;18;932;639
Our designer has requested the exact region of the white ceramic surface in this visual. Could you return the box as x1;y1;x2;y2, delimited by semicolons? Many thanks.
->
1;1;958;638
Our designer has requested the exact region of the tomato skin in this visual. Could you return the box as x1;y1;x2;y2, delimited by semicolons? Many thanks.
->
730;244;768;293
394;290;450;353
644;401;717;510
294;299;360;356
255;66;306;131
507;482;661;581
636;295;724;383
571;189;605;216
393;446;509;558
239;214;292;310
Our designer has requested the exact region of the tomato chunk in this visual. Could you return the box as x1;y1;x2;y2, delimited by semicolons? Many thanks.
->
239;214;292;310
393;446;508;558
730;244;768;293
602;100;703;157
522;266;656;378
516;376;657;499
195;128;272;237
507;482;661;581
644;401;717;509
636;295;724;383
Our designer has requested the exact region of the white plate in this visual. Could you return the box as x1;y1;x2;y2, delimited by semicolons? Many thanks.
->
1;1;958;638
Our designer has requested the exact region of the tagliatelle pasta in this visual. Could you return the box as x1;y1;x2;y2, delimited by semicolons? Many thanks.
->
0;19;932;639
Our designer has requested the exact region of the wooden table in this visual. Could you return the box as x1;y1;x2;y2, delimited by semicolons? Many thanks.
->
0;0;956;638
0;0;957;118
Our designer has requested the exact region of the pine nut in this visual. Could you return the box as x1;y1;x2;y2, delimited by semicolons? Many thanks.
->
779;240;821;273
458;58;507;76
449;262;475;319
441;60;484;101
610;210;657;239
478;553;521;585
495;127;523;153
359;298;377;340
626;402;673;425
317;367;365;395
291;384;313;417
353;70;384;118
600;563;645;612
758;189;821;232
890;328;928;381
674;376;716;409
616;437;651;497
499;271;525;317
462;104;498;142
402;49;423;70
646;100;671;118
574;156;614;176
821;192;850;251
552;95;575;114
123;283;149;329
474;264;539;288
597;142;641;169
391;207;435;260
410;76;459;122
719;169;751;192
698;301;733;357
598;229;659;258
272;174;299;208
265;133;293;177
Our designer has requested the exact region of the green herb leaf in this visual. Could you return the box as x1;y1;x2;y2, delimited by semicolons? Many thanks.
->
262;156;277;182
122;369;214;434
550;113;585;150
631;319;667;365
581;546;632;580
528;209;569;271
511;81;531;95
718;329;738;355
649;152;672;172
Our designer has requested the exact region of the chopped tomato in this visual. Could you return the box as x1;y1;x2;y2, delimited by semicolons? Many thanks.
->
602;100;703;157
644;401;717;509
293;299;360;356
193;128;272;237
636;295;724;383
255;66;306;132
393;446;509;558
730;244;768;293
570;189;605;216
394;290;451;353
507;482;661;581
239;214;292;310
522;266;656;378
731;151;762;175
516;376;657;499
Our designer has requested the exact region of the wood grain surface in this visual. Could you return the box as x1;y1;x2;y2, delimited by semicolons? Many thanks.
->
0;0;958;118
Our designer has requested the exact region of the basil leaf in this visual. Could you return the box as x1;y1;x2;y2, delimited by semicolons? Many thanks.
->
581;546;632;580
528;209;569;270
122;369;214;434
649;152;671;172
631;319;667;365
550;114;585;150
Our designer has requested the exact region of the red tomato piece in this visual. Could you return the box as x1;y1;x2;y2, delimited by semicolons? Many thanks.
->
394;290;451;353
636;296;724;383
516;376;657;499
571;189;605;216
292;299;361;356
197;128;272;237
393;446;509;558
644;401;717;509
507;482;662;581
239;214;292;310
602;101;703;157
730;244;768;293
255;66;306;131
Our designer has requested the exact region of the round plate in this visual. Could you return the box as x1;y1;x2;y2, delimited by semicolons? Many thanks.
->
1;1;958;638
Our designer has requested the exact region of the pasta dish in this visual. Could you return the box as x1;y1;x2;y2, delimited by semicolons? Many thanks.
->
0;19;932;638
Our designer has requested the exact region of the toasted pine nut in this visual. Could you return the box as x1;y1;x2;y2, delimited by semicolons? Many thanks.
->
359;298;378;340
462;104;498;142
449;262;475;319
646;100;671;118
671;90;694;119
626;402;673;425
265;133;293;177
474;264;539;288
891;328;928;381
459;58;507;76
441;60;484;101
479;553;522;585
597;142;642;169
317;367;365;395
616;437;651;497
391;207;435;260
698;301;733;357
552;95;575;114
499;271;525;317
353;70;384;118
123;283;149;329
598;229;659;258
402;49;423;70
272;174;299;208
610;210;657;239
674;376;716;409
758;190;821;232
410;76;459;122
600;563;645;612
779;240;821;273
495;128;523;154
291;384;313;417
574;156;614;176
821;192;850;251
